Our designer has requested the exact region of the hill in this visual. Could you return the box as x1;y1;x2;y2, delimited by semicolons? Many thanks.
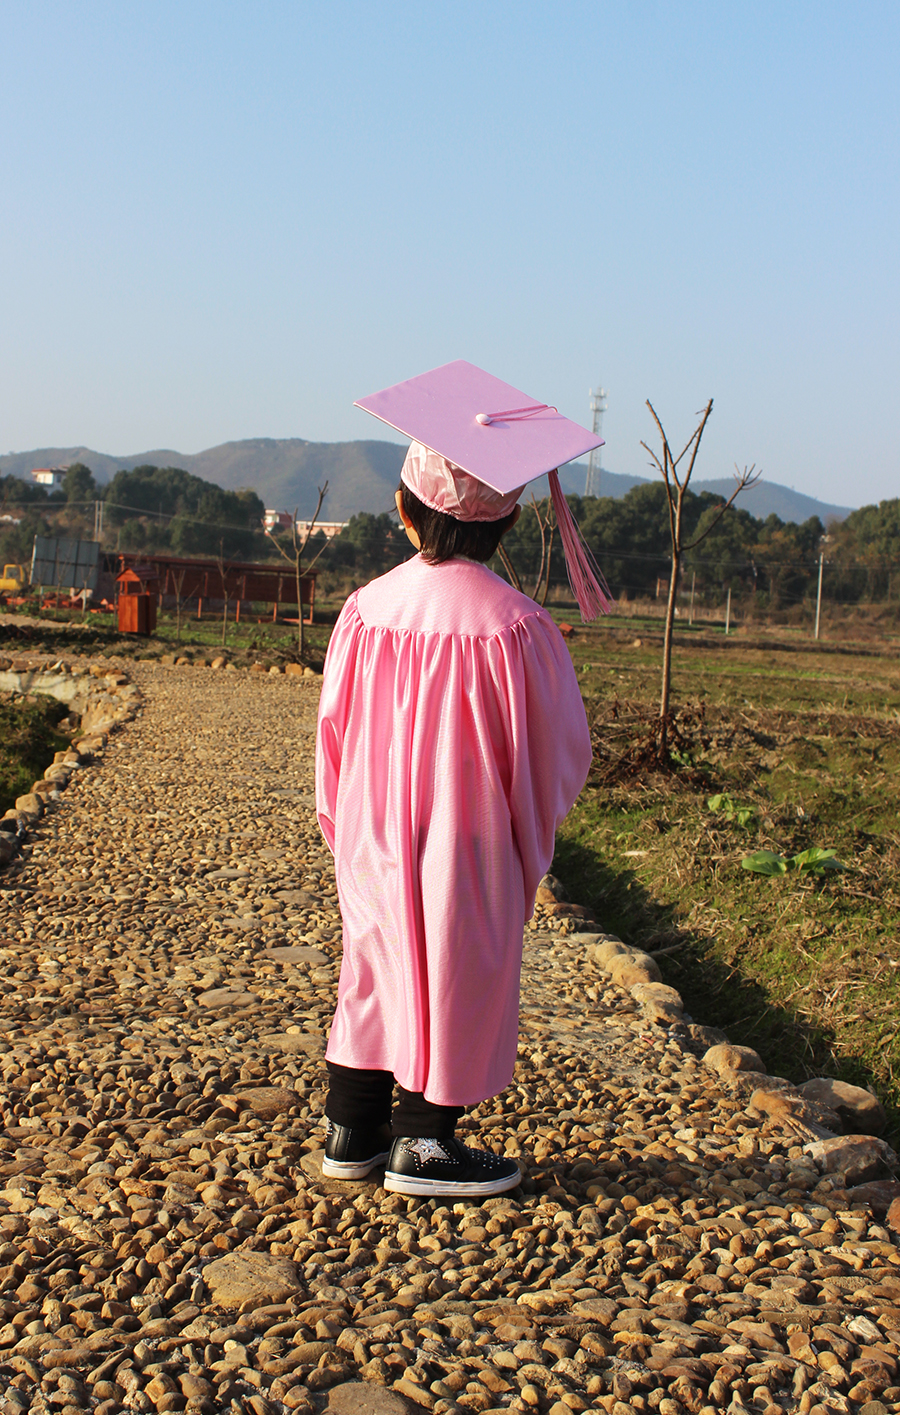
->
0;439;853;525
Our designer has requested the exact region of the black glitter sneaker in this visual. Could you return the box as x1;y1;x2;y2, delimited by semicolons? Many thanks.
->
384;1136;521;1197
321;1121;392;1180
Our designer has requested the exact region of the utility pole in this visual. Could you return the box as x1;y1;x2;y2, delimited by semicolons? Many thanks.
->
584;385;607;497
93;500;104;542
814;551;824;640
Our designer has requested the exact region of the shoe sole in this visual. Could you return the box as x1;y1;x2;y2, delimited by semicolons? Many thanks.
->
383;1166;521;1197
321;1150;390;1180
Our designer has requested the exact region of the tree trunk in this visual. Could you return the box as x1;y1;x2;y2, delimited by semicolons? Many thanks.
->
659;549;681;755
295;556;304;658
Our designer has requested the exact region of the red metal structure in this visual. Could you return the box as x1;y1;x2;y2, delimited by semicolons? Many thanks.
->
111;553;317;623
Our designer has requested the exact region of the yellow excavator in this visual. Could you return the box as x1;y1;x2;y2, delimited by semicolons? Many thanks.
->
0;564;28;597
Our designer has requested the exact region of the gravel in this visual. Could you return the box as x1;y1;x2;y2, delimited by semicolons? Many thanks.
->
0;658;898;1415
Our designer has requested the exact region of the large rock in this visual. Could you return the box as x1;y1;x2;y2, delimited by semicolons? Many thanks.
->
230;1086;297;1120
841;1179;900;1213
607;951;662;986
203;1253;301;1310
585;937;629;967
629;981;684;1024
748;1084;839;1138
326;1384;411;1415
264;946;327;964
14;793;43;819
197;987;260;1009
704;1043;765;1075
798;1078;887;1135
804;1134;898;1184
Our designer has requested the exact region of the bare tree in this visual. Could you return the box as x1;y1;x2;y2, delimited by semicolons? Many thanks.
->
215;541;231;649
265;483;330;657
642;398;760;757
497;496;556;606
171;568;189;647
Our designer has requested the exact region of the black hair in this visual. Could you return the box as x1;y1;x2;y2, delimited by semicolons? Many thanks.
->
400;484;517;565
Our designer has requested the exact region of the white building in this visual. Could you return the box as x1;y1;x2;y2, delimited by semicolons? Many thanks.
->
263;508;294;533
31;467;68;488
264;510;348;540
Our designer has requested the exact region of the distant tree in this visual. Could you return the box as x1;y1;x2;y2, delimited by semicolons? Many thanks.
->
103;465;265;557
331;512;409;580
828;497;900;602
63;463;97;504
0;474;52;508
752;514;824;608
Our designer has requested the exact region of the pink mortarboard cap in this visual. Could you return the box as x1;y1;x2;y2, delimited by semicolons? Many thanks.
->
354;359;614;619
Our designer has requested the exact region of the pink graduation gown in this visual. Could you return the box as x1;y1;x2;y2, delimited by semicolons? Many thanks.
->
315;554;592;1106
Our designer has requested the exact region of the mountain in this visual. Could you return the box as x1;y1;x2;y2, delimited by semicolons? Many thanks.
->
551;464;851;523
1;439;853;526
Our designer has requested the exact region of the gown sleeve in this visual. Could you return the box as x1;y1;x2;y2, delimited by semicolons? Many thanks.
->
491;609;593;912
315;592;362;854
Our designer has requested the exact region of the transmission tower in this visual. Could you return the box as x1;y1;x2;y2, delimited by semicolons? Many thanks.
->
584;385;607;497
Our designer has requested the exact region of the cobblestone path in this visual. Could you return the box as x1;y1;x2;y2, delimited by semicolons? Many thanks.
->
1;662;899;1415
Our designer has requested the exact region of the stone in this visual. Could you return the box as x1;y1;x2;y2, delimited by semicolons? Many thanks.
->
210;656;227;669
803;1134;898;1183
14;792;43;818
703;1043;765;1074
629;982;684;1023
843;1179;900;1211
746;1084;839;1138
264;946;329;964
198;987;261;1008
798;1078;887;1134
203;1254;302;1310
284;663;305;676
326;1383;412;1414
607;952;662;986
231;1086;297;1119
585;938;630;967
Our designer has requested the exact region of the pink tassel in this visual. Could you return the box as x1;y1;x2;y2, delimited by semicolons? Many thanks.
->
548;469;615;621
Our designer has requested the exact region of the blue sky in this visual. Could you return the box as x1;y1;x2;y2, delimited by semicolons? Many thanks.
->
2;0;898;507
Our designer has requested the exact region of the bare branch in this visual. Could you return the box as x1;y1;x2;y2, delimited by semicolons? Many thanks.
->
530;493;548;598
496;543;522;593
539;523;555;606
678;398;714;487
295;482;330;556
683;463;761;550
266;520;296;566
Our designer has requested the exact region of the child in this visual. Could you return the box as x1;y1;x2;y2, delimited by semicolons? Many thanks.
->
315;361;611;1197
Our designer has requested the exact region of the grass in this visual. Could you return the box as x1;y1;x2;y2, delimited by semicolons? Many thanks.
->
551;612;900;1147
0;697;71;816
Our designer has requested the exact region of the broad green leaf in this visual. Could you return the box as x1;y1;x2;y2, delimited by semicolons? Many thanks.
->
790;847;846;873
742;850;788;876
707;794;726;813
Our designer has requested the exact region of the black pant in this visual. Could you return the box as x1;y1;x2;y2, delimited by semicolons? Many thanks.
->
325;1061;465;1139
